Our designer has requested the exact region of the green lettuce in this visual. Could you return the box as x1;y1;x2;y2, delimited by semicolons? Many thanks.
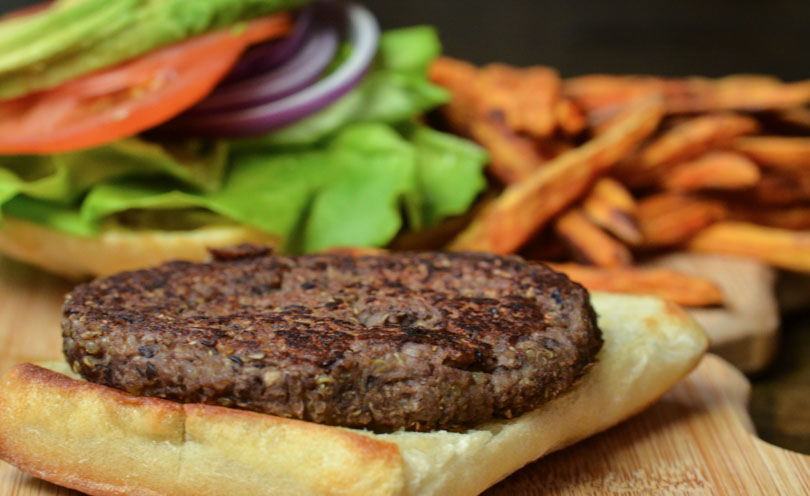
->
3;196;97;237
77;123;486;252
0;27;488;252
0;139;227;204
409;126;488;228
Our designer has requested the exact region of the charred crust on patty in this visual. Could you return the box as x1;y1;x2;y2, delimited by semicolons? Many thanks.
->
62;250;602;432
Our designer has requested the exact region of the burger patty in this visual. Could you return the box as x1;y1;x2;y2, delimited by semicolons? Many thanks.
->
63;247;602;432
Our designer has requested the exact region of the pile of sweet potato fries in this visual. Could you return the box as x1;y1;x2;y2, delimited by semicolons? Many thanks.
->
431;57;810;307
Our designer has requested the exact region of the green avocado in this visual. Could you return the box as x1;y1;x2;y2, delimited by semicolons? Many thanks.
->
0;0;312;100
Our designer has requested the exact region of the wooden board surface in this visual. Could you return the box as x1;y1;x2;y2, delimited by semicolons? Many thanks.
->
0;256;808;495
645;253;780;374
486;355;810;495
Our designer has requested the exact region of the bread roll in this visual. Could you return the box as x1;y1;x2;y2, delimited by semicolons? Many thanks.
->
0;292;708;496
0;217;280;279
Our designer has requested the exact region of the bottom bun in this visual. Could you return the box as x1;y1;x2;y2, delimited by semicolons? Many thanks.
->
0;293;708;496
0;216;280;279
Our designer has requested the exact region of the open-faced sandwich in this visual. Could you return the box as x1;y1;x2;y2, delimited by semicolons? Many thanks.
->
0;249;708;495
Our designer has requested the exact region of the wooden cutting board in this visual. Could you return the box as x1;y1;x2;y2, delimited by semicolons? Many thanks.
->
0;256;808;495
485;354;810;495
644;253;780;374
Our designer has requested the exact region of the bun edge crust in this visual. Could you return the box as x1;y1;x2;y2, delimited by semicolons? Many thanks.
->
0;292;709;496
0;216;281;279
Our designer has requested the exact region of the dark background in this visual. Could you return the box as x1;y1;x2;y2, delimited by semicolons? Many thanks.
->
368;0;810;80
4;0;809;79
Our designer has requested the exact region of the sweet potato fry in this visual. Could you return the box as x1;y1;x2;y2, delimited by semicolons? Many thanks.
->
431;57;564;182
518;227;569;262
473;64;525;130
744;170;810;206
546;262;724;307
729;204;810;230
688;221;810;272
448;99;664;254
581;177;643;245
640;113;760;167
468;113;547;184
428;56;481;132
515;65;562;137
615;113;759;189
771;106;810;133
637;193;727;247
585;91;666;138
661;151;761;191
563;75;664;113
554;209;633;266
535;139;575;161
465;63;562;139
565;74;810;115
667;75;810;114
731;136;810;172
759;107;810;136
555;98;587;136
430;56;479;88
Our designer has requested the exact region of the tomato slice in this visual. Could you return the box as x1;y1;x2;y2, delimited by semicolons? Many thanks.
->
0;13;292;154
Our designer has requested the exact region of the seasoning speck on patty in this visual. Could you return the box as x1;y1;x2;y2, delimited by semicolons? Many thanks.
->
62;248;602;432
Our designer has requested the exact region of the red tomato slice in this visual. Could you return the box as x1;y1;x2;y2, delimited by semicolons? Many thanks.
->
0;13;292;154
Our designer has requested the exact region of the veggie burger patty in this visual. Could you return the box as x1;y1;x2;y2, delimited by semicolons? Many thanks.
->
62;247;602;432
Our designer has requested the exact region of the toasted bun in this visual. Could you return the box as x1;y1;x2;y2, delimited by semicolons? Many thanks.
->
0;293;708;496
0;217;280;279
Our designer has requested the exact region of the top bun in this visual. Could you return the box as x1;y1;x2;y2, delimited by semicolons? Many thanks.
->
0;217;280;279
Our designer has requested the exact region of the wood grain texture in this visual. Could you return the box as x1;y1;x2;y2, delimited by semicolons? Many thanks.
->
645;253;779;373
0;255;808;495
0;257;70;370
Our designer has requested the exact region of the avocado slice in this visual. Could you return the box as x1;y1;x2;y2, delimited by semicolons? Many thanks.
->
0;0;136;74
0;0;312;100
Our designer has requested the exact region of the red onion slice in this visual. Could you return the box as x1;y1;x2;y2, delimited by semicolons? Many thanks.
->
222;4;315;84
189;15;339;113
168;2;379;138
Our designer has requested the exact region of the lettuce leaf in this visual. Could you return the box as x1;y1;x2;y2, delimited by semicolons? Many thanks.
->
0;26;488;251
0;139;227;206
3;195;97;237
376;25;441;73
409;126;488;227
77;123;485;252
